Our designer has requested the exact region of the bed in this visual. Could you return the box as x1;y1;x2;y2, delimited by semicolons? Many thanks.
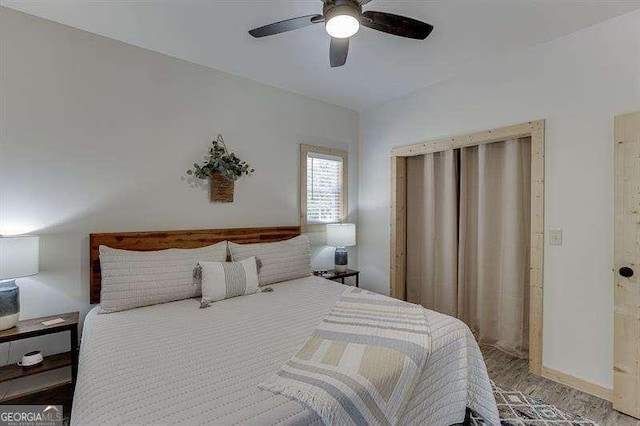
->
72;226;498;425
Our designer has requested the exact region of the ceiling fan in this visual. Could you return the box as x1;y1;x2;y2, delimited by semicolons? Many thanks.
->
248;0;434;68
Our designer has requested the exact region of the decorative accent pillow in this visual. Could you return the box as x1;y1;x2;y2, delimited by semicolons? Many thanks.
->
99;242;228;313
199;257;259;304
228;235;311;286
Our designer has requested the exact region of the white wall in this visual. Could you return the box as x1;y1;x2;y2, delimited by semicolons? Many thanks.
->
0;7;359;396
359;10;640;389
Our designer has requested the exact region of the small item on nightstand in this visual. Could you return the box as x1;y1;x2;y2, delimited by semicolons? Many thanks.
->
41;318;66;326
18;350;44;368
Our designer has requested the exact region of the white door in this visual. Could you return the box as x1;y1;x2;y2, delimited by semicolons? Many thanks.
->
614;111;640;418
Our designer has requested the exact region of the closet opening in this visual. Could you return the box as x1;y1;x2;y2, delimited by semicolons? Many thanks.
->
390;120;545;374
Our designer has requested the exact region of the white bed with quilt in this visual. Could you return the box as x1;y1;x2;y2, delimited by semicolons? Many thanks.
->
73;227;498;425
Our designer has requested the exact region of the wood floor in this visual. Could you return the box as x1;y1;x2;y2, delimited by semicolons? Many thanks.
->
481;345;639;425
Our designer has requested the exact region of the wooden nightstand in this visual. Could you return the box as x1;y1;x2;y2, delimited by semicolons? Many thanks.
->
0;312;79;417
314;269;360;287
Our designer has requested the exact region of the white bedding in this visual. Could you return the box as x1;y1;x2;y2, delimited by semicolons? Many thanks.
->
72;276;498;425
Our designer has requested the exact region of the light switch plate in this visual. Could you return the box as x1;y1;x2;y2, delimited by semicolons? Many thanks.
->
549;229;562;246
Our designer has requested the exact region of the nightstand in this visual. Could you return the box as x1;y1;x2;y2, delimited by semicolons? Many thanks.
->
0;312;79;417
313;269;360;287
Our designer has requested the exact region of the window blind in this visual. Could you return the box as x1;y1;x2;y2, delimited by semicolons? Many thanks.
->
307;153;343;224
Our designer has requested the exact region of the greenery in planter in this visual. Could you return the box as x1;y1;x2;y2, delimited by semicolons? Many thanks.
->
187;134;255;181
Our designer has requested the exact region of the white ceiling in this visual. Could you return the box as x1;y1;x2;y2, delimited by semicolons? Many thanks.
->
3;0;639;111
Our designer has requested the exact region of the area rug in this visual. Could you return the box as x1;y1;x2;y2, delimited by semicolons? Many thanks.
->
468;381;599;425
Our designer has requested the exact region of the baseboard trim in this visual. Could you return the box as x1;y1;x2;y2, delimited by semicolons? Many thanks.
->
541;366;612;401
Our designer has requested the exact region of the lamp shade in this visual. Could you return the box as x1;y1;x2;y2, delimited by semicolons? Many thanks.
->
0;235;40;280
326;223;356;247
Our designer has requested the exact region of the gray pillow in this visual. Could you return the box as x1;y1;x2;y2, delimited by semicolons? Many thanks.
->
228;235;311;286
99;242;228;312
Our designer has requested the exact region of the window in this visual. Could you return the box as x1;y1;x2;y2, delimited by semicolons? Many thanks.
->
300;144;348;231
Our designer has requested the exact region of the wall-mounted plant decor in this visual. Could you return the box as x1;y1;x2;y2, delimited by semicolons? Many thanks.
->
187;134;254;202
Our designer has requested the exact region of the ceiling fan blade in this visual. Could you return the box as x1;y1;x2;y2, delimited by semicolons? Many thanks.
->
330;37;349;68
249;14;323;38
361;11;434;40
324;0;373;5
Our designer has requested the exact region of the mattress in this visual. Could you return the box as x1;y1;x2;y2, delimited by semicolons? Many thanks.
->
72;276;498;425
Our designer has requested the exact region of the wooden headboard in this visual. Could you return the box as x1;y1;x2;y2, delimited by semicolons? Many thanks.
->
89;226;301;304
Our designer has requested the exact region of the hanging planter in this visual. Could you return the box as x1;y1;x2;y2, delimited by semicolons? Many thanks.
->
210;173;235;202
187;134;254;203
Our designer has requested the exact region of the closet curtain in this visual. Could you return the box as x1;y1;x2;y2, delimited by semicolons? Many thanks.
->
406;149;459;316
406;137;531;358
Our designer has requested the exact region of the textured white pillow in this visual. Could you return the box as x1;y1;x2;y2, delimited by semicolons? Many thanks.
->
99;242;228;313
228;235;311;286
199;257;259;304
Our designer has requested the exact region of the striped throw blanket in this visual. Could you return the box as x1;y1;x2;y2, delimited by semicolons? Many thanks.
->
259;287;431;426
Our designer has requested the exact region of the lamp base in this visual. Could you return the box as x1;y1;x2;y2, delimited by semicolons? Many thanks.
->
0;280;20;331
334;247;348;273
0;313;19;331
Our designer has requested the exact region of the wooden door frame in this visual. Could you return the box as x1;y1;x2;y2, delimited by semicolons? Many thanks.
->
389;120;545;375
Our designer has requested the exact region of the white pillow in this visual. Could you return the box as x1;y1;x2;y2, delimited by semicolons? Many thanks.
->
228;235;311;286
99;242;228;313
199;257;259;304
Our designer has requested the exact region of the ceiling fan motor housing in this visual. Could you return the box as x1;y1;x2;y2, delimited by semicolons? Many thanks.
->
323;0;362;23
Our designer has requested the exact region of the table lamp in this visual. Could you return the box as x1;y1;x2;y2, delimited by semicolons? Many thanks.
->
0;235;40;331
326;223;356;273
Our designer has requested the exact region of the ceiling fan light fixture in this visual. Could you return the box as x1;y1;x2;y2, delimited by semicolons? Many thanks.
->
247;0;434;68
325;14;360;39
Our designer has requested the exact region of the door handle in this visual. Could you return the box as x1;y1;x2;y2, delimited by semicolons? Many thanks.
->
619;267;634;278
